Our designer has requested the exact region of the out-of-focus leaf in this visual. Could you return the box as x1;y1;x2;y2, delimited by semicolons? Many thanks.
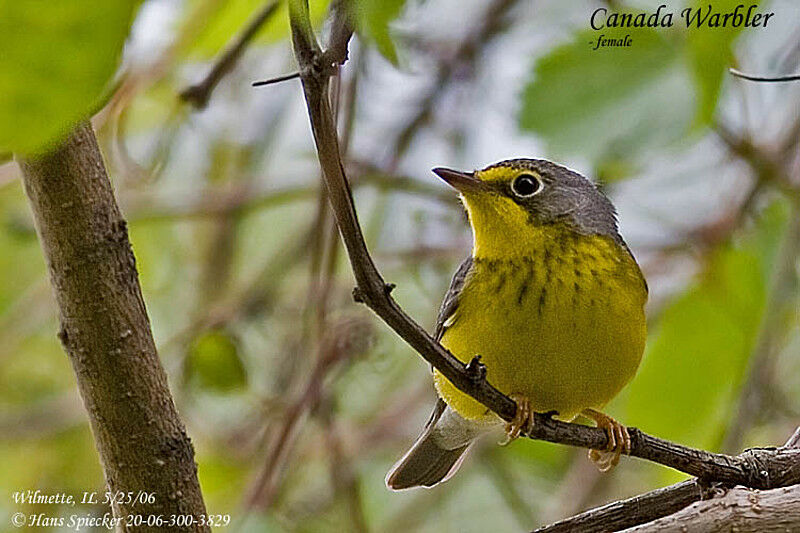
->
3;333;74;404
185;0;330;59
123;81;178;133
0;427;102;497
685;0;745;126
0;0;139;154
185;329;247;392
748;200;791;282
353;0;406;64
620;201;789;460
595;154;638;184
0;188;45;313
519;27;694;163
196;451;248;513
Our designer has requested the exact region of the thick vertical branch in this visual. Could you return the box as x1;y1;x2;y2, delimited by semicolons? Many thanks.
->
17;122;208;532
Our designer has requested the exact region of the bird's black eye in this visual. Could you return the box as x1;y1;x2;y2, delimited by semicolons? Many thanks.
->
511;174;542;197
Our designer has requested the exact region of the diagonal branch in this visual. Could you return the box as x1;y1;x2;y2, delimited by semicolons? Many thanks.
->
284;0;800;495
181;0;281;108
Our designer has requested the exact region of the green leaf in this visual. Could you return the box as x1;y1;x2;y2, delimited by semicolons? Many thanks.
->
185;329;247;392
0;0;139;154
353;0;406;64
519;27;694;163
685;0;745;126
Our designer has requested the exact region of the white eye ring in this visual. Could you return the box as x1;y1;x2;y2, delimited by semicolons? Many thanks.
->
511;174;542;197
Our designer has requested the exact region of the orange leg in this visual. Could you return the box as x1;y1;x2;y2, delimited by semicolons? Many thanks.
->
581;408;630;472
501;394;535;445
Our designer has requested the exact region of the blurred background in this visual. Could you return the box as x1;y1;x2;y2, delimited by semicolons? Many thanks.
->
1;0;799;530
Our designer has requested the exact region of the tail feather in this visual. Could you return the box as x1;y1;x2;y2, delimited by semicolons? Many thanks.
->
386;437;470;490
386;400;482;490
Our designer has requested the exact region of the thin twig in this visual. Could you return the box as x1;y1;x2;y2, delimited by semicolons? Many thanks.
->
729;68;800;82
285;0;800;490
245;51;363;506
252;71;300;87
181;0;282;107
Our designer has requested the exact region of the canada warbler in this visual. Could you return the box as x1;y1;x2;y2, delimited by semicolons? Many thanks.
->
387;159;647;490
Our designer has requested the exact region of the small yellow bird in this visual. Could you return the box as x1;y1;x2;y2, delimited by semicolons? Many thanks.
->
387;159;647;490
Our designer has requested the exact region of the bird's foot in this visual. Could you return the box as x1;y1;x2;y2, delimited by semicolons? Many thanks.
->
582;408;630;472
500;394;534;445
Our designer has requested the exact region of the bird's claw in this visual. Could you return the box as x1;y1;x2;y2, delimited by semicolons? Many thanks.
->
582;408;630;472
500;394;534;445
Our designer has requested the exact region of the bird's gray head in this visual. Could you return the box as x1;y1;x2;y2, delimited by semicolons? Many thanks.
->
433;158;621;247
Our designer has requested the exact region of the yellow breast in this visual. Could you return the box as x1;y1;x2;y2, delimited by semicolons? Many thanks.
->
433;232;647;421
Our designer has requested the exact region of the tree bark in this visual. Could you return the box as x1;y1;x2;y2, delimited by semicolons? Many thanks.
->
626;485;800;532
17;122;209;532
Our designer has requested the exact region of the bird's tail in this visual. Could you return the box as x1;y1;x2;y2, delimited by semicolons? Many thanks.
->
386;400;486;490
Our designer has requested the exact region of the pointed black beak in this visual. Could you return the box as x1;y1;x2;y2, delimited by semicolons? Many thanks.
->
432;167;485;193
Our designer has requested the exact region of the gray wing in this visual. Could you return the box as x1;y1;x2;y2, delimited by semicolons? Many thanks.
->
433;256;473;342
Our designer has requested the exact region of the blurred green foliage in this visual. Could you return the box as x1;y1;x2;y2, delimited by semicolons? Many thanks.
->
685;0;745;126
520;27;695;164
352;0;406;63
0;0;139;154
623;202;788;460
1;0;798;531
185;329;248;392
0;190;43;314
520;2;747;163
186;0;331;58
